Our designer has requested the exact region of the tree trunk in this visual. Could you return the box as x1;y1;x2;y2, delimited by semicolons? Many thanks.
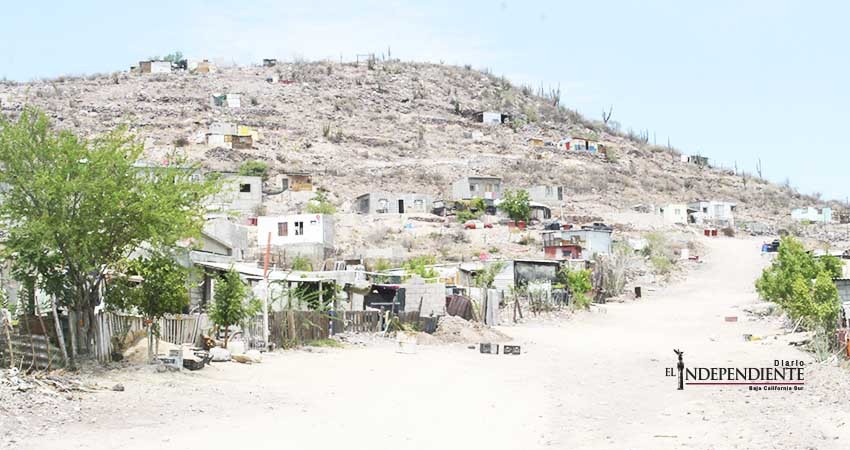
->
68;309;78;364
50;297;71;369
2;309;13;369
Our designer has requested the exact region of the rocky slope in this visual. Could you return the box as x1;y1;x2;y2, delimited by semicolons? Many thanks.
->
0;60;822;229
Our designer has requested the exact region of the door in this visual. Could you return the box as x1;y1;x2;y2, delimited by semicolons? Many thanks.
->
398;199;405;214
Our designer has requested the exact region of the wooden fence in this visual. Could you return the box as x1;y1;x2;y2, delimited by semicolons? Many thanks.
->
42;309;432;362
267;310;426;347
93;312;209;362
159;314;208;346
342;311;383;333
0;333;66;370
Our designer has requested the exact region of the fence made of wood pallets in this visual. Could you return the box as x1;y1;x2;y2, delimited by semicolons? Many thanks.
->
93;312;209;362
0;333;66;370
159;314;208;346
341;311;383;333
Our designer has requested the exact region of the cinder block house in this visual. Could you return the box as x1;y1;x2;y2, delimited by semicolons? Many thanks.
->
353;192;433;214
451;176;503;202
257;214;335;262
791;207;832;223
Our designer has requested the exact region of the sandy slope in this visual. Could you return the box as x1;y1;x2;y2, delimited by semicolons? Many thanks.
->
16;237;850;450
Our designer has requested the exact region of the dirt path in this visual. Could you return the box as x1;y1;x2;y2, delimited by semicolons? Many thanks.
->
15;237;850;450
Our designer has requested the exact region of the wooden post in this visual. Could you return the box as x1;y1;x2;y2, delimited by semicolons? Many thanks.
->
33;300;53;369
261;232;272;348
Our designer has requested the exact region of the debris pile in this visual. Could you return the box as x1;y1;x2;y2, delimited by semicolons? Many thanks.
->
431;315;510;344
1;368;96;447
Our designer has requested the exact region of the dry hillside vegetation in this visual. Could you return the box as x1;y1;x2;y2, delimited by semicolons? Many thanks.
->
0;60;819;224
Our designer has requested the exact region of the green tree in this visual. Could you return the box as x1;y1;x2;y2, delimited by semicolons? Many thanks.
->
474;262;506;288
305;190;337;214
106;252;191;320
239;160;269;180
209;269;259;346
456;197;486;223
561;268;593;309
105;251;192;358
0;108;217;360
403;256;438;282
500;189;531;222
755;237;842;332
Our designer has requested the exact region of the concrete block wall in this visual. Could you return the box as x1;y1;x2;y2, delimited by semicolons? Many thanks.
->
402;278;446;317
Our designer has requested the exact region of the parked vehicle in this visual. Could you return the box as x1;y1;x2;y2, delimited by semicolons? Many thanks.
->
762;239;780;253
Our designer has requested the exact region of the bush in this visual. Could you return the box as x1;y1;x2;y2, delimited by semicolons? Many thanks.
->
642;232;676;277
239;160;269;180
755;236;842;334
499;189;530;222
305;190;336;214
403;256;438;282
173;137;189;147
563;268;593;309
290;256;312;271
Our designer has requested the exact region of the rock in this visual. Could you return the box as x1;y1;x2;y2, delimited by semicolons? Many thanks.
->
111;384;124;392
232;350;262;364
209;347;231;362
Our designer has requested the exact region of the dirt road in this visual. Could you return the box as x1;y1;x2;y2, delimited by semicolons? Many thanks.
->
15;237;850;450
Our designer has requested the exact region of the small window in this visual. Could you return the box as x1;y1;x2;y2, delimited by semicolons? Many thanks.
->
240;183;251;193
469;184;477;192
294;221;304;235
277;222;288;236
414;199;424;210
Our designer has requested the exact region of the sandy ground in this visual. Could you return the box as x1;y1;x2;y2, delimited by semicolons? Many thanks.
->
12;236;850;450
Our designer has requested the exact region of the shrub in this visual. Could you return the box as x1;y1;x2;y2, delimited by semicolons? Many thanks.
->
173;137;189;147
642;232;676;277
403;256;438;282
239;160;269;180
305;190;336;214
290;256;312;271
563;268;593;309
500;189;531;222
755;237;842;334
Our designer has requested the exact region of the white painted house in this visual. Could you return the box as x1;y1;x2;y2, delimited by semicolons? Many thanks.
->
258;214;334;247
207;174;263;217
139;60;172;74
791;207;832;223
659;203;688;224
688;201;736;227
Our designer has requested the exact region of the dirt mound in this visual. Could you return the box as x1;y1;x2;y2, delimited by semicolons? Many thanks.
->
123;337;178;365
431;315;511;344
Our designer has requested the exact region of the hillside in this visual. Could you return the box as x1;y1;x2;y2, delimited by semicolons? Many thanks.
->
0;60;827;257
